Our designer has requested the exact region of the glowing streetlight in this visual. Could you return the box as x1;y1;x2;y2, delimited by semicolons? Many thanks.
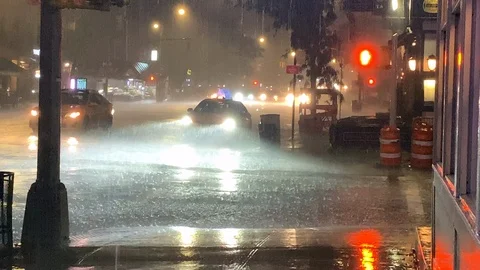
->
259;36;265;43
408;57;417;71
178;8;186;16
152;22;160;30
64;62;71;68
427;55;437;71
290;51;296;57
331;58;337;64
151;50;158;62
391;0;399;11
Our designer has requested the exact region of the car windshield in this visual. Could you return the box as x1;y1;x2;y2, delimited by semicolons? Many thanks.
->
194;100;247;114
4;1;438;268
61;91;88;105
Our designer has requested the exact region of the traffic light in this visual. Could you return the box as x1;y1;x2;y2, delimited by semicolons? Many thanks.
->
253;80;259;86
353;44;379;69
150;75;155;81
366;77;376;87
359;49;373;67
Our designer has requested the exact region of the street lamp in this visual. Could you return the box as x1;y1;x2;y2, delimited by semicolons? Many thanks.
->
391;0;399;11
290;51;296;57
259;36;265;43
178;8;186;16
408;57;417;71
64;62;71;68
152;22;160;30
151;50;158;61
427;54;437;71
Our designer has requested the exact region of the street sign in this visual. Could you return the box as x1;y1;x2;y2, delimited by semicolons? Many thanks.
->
286;65;300;75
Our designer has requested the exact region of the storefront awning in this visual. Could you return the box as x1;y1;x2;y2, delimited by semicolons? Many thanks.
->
0;58;24;76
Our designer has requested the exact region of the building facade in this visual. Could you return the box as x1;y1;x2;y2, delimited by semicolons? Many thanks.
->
434;0;480;268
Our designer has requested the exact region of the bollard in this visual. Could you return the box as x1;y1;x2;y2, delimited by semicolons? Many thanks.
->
258;114;280;144
411;120;433;169
380;126;401;166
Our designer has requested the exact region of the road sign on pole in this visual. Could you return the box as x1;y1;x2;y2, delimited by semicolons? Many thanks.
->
286;65;300;74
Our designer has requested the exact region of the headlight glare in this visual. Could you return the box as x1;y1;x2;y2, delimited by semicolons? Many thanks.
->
221;118;236;131
180;115;193;126
69;112;81;119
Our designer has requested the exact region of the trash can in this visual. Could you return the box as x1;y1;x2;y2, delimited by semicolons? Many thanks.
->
258;114;280;144
352;100;362;112
0;172;13;257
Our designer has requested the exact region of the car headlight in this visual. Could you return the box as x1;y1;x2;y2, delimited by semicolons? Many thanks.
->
285;93;294;104
233;93;244;101
111;108;115;115
30;109;38;117
180;115;193;126
247;94;254;100
259;93;267;101
67;137;79;146
299;93;309;104
221;118;236;131
68;112;81;119
273;95;279;101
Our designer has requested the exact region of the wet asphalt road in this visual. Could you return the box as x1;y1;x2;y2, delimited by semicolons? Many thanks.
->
0;100;431;269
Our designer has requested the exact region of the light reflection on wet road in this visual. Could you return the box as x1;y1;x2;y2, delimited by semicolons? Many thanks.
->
0;101;430;268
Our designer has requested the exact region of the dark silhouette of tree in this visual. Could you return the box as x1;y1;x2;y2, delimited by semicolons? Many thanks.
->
240;0;338;89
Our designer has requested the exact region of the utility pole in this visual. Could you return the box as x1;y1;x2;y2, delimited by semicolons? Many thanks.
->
291;55;297;149
21;0;129;264
124;6;128;61
21;0;69;263
390;33;398;127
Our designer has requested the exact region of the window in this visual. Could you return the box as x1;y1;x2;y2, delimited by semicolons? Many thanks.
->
89;93;103;105
61;92;88;105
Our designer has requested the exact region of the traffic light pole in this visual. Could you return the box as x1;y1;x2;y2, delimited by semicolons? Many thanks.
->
291;55;297;149
21;0;69;264
390;34;398;127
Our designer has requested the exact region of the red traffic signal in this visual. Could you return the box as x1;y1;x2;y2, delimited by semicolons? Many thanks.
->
366;77;376;87
353;43;379;68
359;49;373;67
253;80;259;86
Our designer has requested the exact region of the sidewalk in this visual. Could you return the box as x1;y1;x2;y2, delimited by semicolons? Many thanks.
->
63;227;417;269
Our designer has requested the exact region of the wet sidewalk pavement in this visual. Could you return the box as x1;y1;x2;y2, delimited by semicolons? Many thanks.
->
7;227;416;269
65;227;415;269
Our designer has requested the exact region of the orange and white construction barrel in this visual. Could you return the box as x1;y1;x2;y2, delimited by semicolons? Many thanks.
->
411;120;433;169
380;126;401;166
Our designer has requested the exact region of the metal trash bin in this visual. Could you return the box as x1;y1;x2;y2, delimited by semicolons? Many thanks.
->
258;114;280;144
0;172;13;257
352;100;362;112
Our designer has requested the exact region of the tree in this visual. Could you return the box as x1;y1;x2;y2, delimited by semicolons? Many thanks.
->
241;0;338;89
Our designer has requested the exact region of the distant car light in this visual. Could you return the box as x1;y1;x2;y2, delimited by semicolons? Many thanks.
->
68;112;81;119
233;92;244;101
299;93;309;104
259;93;267;101
30;109;38;117
67;137;79;146
221;118;236;131
180;115;193;126
247;94;254;100
28;135;38;143
210;93;218;99
111;108;115;115
273;95;279;101
285;93;294;104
